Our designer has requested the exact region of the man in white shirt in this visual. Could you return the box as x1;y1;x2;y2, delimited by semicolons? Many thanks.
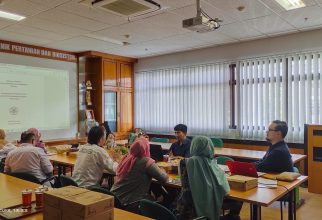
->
4;131;53;183
72;126;118;188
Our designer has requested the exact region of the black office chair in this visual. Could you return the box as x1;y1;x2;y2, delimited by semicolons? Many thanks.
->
89;186;141;213
139;199;208;220
59;175;78;187
9;172;41;184
9;172;56;186
0;157;6;173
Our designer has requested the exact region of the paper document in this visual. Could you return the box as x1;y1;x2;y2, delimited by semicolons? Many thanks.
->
258;177;278;188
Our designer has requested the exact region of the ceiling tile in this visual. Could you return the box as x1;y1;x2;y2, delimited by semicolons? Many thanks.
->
205;0;273;20
33;9;111;31
26;0;71;8
245;14;295;35
45;36;119;52
0;0;47;16
0;19;15;29
4;24;71;41
158;0;196;10
217;21;264;40
279;5;322;29
20;18;90;36
0;30;52;45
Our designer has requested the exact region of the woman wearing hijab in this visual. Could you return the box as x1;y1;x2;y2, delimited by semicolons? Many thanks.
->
111;137;168;210
27;128;46;153
177;136;230;220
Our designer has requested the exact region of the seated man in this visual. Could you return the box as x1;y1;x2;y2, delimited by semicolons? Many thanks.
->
72;126;119;188
4;131;53;183
168;124;191;158
255;120;293;172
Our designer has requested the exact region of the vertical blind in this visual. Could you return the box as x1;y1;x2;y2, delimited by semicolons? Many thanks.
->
135;63;230;136
237;52;322;142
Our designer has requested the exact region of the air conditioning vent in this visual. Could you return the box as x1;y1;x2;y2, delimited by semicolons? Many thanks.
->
89;0;160;17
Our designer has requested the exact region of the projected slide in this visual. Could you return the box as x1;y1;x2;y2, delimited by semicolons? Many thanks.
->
0;63;70;132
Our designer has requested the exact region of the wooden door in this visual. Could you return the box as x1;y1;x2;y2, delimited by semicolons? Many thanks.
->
119;90;133;132
103;60;117;87
119;62;132;88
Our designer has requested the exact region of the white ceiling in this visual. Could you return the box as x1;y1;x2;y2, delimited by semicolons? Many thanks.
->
1;0;322;58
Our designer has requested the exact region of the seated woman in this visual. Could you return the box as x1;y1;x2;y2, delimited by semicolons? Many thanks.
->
177;136;230;220
111;137;168;211
72;126;118;188
0;129;16;160
27;128;46;153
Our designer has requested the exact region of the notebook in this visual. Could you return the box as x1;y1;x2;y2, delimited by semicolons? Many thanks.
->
226;160;261;178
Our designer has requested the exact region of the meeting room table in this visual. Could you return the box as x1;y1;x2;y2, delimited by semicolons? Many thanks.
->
0;173;151;220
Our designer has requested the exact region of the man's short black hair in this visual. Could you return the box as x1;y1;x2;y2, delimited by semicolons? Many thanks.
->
272;120;288;138
20;131;35;143
88;126;105;145
174;124;188;134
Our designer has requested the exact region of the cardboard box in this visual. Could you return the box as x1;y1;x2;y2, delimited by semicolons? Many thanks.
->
44;186;114;220
62;209;114;220
227;175;258;191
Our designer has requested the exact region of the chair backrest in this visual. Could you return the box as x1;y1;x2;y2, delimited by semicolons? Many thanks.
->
215;156;234;165
89;186;123;209
151;137;169;143
139;199;177;220
59;175;78;187
0;157;5;173
210;137;223;148
9;172;41;184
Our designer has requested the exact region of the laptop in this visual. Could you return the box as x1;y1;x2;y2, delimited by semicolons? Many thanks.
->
149;144;164;161
226;160;262;178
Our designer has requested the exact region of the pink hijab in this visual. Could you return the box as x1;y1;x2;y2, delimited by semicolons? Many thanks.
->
27;128;45;150
116;137;154;182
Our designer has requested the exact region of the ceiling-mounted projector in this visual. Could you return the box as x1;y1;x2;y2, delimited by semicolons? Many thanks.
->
182;0;222;33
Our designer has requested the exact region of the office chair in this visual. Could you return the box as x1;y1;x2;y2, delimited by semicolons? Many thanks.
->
210;137;223;148
59;175;78;187
215;156;234;165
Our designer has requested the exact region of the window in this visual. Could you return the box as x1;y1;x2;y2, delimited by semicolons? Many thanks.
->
135;63;230;136
237;53;322;142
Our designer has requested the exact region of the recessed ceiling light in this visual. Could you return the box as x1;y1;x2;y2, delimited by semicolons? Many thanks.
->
274;0;305;10
0;10;25;21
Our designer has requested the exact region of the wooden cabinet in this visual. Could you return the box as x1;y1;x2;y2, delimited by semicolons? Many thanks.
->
119;90;133;132
103;59;133;88
77;51;136;136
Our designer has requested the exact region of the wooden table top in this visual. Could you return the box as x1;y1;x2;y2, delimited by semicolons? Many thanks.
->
48;153;77;166
164;173;308;207
150;142;306;164
214;147;306;164
17;208;152;220
0;173;40;209
0;173;151;220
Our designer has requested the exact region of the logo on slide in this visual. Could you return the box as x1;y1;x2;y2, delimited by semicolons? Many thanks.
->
9;106;18;115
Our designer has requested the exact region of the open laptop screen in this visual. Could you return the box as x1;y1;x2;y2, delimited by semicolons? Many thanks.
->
150;144;164;161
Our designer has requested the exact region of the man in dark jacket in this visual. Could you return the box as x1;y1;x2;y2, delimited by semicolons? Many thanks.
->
255;120;293;172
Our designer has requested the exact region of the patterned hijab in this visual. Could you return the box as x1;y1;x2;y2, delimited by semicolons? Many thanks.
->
116;137;154;182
